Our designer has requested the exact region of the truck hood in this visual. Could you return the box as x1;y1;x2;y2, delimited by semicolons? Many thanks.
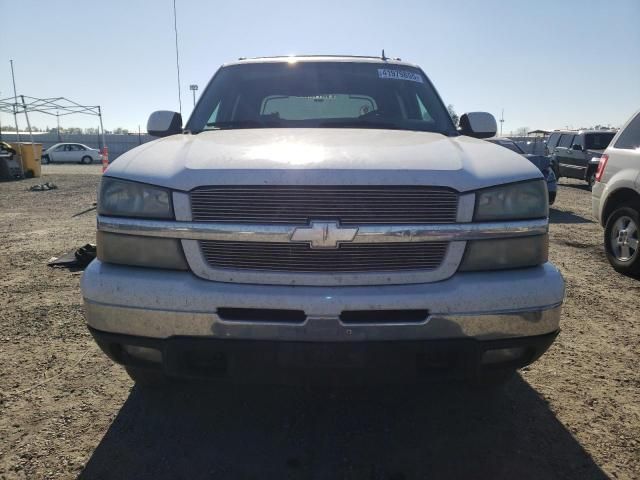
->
106;129;541;192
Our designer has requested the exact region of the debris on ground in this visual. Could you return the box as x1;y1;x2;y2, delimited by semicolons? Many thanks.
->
72;202;97;218
48;244;96;270
29;182;58;191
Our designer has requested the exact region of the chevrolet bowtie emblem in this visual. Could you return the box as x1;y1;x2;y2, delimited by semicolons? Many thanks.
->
290;221;359;249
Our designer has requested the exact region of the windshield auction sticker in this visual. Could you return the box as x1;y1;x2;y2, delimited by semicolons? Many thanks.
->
377;69;424;83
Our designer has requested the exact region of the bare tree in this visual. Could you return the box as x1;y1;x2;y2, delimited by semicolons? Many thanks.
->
515;126;529;137
447;104;459;127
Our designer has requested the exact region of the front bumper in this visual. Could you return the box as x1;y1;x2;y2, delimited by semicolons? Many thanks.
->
83;261;564;381
82;260;564;342
90;327;559;383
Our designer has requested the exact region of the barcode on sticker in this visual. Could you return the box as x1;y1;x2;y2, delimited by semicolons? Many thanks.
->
377;69;424;83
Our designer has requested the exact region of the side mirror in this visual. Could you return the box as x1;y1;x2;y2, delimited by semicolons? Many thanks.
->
572;144;583;151
147;110;182;137
458;112;497;139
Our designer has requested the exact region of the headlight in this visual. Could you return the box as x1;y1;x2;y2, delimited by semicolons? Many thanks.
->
98;177;172;219
474;180;548;221
97;231;188;270
459;235;548;271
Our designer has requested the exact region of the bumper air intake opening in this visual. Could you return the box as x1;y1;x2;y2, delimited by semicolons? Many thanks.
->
217;307;307;324
340;309;429;324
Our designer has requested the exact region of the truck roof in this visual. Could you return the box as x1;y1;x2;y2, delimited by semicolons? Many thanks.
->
225;55;417;68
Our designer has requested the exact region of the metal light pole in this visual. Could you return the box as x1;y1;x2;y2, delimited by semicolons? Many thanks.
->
10;60;20;142
173;0;182;115
189;84;198;107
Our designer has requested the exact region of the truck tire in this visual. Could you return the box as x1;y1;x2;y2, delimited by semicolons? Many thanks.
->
586;168;596;190
604;206;640;277
41;155;49;165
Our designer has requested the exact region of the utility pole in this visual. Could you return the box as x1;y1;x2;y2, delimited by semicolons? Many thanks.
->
499;109;505;137
10;60;20;143
190;84;198;107
173;0;182;115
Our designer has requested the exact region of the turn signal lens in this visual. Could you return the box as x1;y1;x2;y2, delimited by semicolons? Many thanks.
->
595;154;609;183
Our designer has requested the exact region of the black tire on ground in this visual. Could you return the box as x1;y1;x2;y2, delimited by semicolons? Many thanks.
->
125;366;172;388
549;191;556;206
41;155;49;165
80;155;92;164
604;206;640;277
587;169;596;190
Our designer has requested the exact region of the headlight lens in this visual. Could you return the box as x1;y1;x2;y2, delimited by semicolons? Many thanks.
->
459;235;549;271
98;177;172;219
97;231;188;270
475;180;548;221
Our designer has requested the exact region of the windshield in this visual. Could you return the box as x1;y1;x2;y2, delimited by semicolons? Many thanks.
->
187;62;457;135
585;132;615;150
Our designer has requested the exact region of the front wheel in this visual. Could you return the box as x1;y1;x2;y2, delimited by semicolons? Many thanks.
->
41;155;50;165
604;206;640;276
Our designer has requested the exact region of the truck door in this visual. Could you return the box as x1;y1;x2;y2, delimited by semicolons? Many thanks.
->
556;134;577;178
566;134;587;179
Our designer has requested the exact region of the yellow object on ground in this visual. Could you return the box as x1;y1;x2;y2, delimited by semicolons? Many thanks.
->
10;143;42;178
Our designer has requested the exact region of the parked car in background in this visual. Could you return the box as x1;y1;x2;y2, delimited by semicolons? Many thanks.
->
592;110;640;276
41;143;102;164
487;138;557;204
546;130;616;188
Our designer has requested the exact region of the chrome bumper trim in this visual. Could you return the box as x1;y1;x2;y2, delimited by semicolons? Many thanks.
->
97;216;548;243
84;300;561;342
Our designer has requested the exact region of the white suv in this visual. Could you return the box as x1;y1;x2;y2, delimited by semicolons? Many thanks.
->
592;109;640;276
82;56;565;387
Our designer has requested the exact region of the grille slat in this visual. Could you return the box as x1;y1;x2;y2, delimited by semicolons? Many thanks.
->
190;186;458;225
199;241;448;273
191;186;456;273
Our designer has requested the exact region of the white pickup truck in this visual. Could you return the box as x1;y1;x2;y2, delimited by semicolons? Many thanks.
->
82;55;565;386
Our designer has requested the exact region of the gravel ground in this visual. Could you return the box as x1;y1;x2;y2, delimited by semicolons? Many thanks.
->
0;169;638;479
40;163;104;176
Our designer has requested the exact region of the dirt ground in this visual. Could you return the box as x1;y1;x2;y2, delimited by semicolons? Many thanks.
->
1;164;638;479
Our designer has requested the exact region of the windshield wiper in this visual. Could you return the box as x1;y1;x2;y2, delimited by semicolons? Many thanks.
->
318;119;402;130
205;120;279;130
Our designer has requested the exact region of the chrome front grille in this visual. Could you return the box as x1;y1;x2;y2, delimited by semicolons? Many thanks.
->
199;240;448;272
190;186;458;224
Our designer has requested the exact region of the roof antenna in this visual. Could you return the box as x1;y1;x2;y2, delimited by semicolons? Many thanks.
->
381;49;387;60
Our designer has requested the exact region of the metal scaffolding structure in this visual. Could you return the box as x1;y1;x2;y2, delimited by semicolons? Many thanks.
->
0;95;106;149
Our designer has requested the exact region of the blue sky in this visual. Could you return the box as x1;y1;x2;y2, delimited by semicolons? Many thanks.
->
1;0;639;133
